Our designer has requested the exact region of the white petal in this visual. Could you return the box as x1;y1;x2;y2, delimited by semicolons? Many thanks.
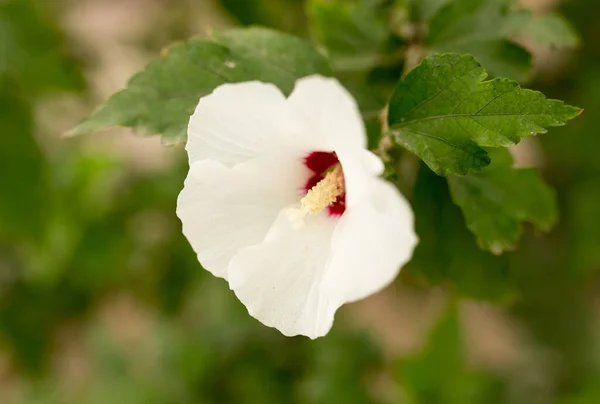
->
182;75;418;339
187;81;301;166
227;178;416;339
324;178;418;304
176;156;309;279
287;75;367;151
336;148;385;208
228;211;338;339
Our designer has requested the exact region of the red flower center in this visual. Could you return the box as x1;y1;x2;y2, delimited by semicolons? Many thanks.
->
303;151;346;216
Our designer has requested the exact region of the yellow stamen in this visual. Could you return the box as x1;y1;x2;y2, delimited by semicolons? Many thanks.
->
286;164;345;229
301;164;345;214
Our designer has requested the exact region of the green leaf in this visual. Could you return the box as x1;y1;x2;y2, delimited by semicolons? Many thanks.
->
425;0;531;81
519;13;581;49
387;53;580;176
0;81;50;242
307;0;391;72
405;165;517;301
448;148;557;254
0;0;83;95
69;27;332;143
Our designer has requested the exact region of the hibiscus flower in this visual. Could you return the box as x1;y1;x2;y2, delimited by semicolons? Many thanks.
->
177;75;417;339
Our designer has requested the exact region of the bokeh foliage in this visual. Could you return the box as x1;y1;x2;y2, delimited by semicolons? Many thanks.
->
1;0;600;403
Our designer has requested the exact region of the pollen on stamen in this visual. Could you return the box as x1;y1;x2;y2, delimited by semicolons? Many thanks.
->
286;164;345;229
301;165;345;214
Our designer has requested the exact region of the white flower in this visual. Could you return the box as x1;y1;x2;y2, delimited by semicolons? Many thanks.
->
177;75;418;339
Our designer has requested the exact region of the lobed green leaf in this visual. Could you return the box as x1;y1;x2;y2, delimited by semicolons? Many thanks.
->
405;165;517;302
448;148;557;254
387;53;581;176
68;27;332;144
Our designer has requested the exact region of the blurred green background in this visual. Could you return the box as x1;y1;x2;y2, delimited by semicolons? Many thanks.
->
1;0;600;403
